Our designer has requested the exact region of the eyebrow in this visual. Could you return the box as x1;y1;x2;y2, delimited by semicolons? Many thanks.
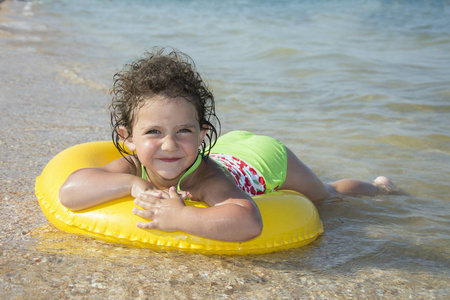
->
180;123;198;128
139;123;198;131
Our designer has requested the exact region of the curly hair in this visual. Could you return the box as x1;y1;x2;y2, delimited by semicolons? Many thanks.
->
110;47;220;161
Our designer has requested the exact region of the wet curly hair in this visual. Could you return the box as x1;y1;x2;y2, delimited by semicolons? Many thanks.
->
110;47;220;161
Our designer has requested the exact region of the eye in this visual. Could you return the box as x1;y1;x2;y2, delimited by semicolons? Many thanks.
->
146;129;160;135
178;128;192;134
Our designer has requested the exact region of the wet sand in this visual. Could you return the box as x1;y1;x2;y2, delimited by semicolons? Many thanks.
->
1;0;449;299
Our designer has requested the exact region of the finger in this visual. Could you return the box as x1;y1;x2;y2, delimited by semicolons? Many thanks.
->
136;221;157;229
142;189;172;199
168;186;181;198
132;207;154;220
177;189;188;200
139;190;163;199
134;198;156;209
157;189;173;199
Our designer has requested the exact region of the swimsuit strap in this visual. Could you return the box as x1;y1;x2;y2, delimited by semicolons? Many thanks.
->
141;153;202;191
177;153;202;191
141;164;147;180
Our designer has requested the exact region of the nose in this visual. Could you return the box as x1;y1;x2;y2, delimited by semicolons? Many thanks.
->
161;134;179;152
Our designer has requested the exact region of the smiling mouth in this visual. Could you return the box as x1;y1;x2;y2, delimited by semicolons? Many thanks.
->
159;158;181;163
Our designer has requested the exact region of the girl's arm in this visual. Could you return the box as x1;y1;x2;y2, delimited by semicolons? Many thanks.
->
59;157;152;211
132;178;263;242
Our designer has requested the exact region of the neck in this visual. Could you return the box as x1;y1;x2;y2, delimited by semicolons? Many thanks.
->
177;154;202;191
141;154;202;191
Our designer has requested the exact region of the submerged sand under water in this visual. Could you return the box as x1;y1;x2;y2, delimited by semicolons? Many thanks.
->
1;0;449;299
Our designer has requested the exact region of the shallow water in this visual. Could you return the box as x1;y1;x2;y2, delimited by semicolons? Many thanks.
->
1;0;449;298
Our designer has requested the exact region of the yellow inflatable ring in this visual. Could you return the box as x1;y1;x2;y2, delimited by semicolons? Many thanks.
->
35;141;323;255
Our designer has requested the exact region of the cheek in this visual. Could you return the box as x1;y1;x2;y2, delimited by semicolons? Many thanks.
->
180;138;202;153
137;140;158;156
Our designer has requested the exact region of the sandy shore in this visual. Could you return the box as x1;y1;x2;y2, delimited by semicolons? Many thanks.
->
0;1;448;299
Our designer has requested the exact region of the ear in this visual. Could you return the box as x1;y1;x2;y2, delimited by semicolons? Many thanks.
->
118;126;136;153
199;127;208;144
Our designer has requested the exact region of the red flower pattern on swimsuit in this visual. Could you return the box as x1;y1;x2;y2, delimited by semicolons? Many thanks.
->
210;153;268;196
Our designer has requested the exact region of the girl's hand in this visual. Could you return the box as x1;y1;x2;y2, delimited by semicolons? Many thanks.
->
132;187;187;232
130;178;156;199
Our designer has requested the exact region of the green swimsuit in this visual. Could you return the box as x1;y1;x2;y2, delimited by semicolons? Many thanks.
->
142;131;288;197
210;131;287;196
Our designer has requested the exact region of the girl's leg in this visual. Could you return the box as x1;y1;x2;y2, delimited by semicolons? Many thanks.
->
281;147;402;201
280;147;329;201
328;176;402;196
328;179;378;196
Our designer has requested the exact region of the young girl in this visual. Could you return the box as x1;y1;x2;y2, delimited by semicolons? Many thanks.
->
59;48;401;242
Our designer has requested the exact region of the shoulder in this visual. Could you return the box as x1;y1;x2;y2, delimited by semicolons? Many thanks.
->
188;159;253;207
98;155;141;176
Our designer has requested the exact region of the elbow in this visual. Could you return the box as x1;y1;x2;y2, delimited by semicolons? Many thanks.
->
250;203;263;239
59;181;83;211
235;220;262;242
238;207;263;242
244;220;263;242
59;168;90;211
59;187;74;211
249;215;263;240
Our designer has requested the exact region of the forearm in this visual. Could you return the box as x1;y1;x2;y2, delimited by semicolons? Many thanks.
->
175;203;263;242
59;168;137;211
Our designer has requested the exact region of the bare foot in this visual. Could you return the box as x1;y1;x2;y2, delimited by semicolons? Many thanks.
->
373;176;405;195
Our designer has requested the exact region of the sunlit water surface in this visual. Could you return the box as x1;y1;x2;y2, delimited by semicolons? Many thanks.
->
1;0;449;298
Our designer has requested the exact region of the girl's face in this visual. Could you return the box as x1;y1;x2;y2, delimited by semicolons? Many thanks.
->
122;96;207;186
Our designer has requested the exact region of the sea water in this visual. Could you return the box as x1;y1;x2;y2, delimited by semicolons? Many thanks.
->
1;0;449;298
